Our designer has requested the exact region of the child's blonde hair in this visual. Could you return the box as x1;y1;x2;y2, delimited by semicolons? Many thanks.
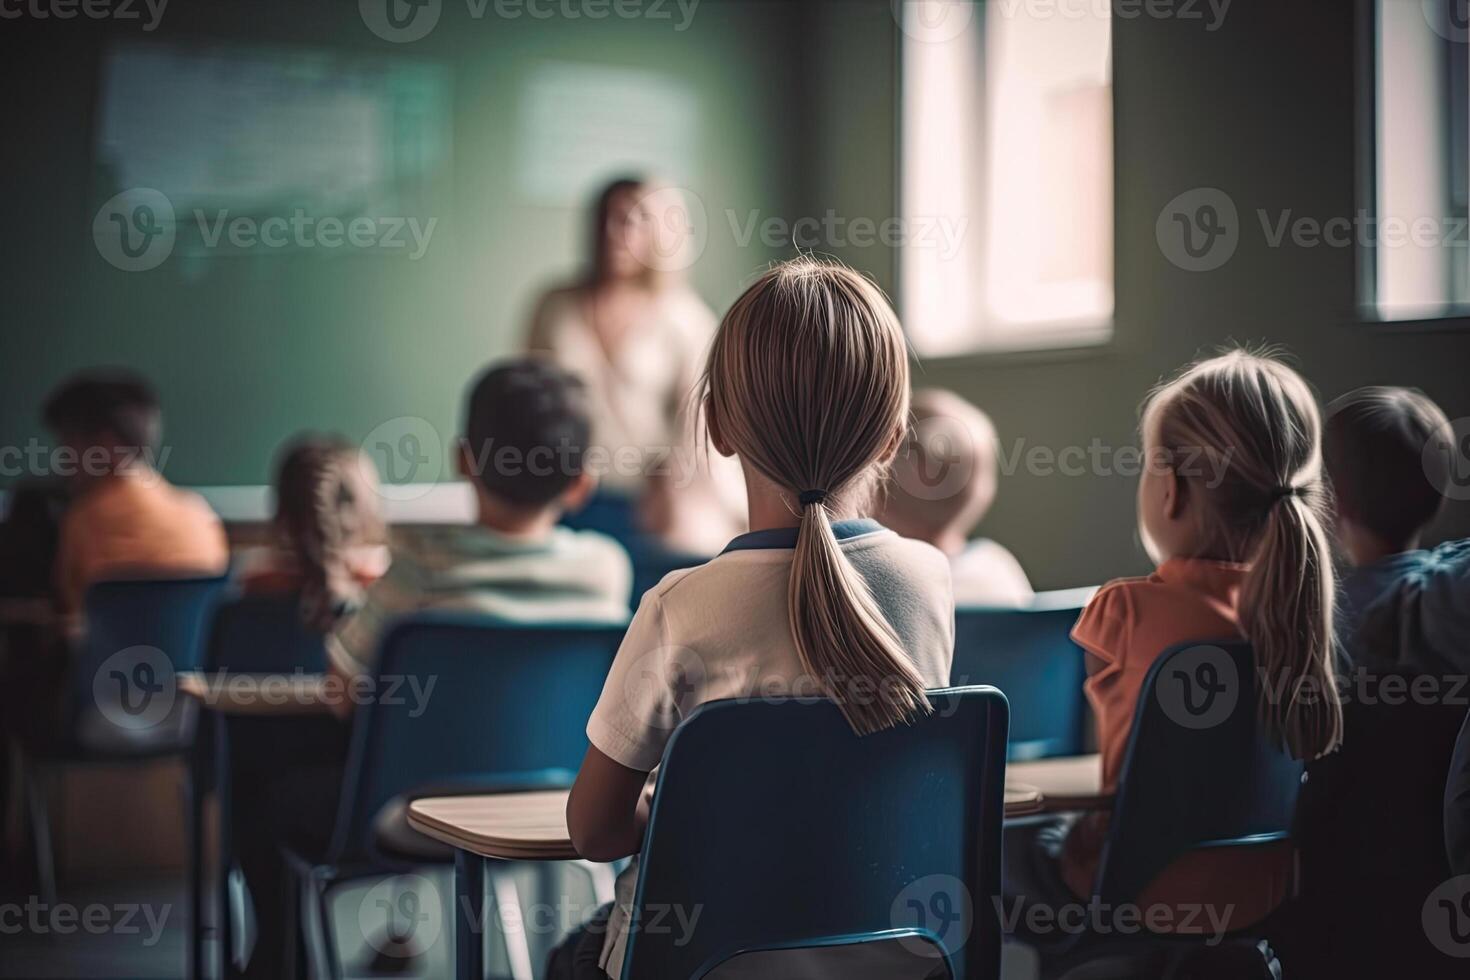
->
1144;349;1342;759
700;257;929;735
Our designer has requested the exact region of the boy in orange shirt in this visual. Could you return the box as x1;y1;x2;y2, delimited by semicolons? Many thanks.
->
44;371;227;611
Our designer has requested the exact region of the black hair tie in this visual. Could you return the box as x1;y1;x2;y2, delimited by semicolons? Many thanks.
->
798;489;828;507
1270;485;1301;502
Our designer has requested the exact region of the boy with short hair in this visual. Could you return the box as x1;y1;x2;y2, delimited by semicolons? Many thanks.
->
1323;385;1469;674
325;358;632;693
44;370;227;611
880;387;1032;606
238;358;631;980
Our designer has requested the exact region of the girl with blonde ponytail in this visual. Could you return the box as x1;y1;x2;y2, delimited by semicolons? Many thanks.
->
564;258;955;979
1049;348;1340;926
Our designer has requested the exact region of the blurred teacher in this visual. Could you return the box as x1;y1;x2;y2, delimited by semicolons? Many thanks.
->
526;176;743;554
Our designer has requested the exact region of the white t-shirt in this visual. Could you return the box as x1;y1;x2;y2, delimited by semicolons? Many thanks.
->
585;519;955;978
949;537;1034;608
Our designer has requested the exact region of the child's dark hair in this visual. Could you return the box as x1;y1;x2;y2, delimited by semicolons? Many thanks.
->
273;435;385;631
463;359;591;508
1323;386;1453;549
42;369;161;453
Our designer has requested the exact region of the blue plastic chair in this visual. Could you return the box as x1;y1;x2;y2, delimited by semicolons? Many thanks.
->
620;688;1011;980
282;613;626;980
951;588;1094;760
18;575;230;913
190;593;331;980
1037;640;1303;977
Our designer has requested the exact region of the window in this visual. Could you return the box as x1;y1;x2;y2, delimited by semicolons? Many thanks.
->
900;0;1113;356
1367;0;1470;320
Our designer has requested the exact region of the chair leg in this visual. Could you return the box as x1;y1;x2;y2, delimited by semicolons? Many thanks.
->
184;762;205;980
457;852;486;980
308;871;342;980
23;761;57;909
489;865;534;980
573;859;617;906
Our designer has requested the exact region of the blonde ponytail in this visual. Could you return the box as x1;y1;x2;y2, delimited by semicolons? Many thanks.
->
1239;485;1342;759
791;496;932;734
702;258;931;735
1145;350;1343;760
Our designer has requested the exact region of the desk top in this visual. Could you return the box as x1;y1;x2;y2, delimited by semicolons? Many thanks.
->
406;764;1103;862
176;671;334;716
1007;753;1108;811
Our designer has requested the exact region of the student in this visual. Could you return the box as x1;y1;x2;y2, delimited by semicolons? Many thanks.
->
232;358;632;980
1322;386;1469;674
554;258;955;980
881;387;1032;606
43;370;227;612
239;434;389;630
1028;351;1343;928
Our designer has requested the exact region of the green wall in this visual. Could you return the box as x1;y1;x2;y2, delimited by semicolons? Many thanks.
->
0;0;802;488
807;0;1470;589
6;0;1468;590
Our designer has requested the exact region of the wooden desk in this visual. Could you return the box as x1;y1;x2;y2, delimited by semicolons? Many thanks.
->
409;768;1094;980
1007;753;1110;811
406;780;1072;865
176;671;334;716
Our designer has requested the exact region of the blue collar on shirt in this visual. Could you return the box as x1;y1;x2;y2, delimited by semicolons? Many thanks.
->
720;518;887;554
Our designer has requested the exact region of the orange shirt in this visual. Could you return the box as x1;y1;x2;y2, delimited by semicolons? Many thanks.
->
56;470;229;611
1062;558;1292;928
1074;557;1248;793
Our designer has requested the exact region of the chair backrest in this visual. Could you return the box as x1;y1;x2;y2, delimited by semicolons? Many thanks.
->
1095;640;1304;906
328;612;626;861
74;574;232;751
202;593;329;675
951;589;1093;760
623;688;1010;980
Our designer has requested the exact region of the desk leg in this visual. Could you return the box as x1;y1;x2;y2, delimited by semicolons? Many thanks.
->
455;850;485;980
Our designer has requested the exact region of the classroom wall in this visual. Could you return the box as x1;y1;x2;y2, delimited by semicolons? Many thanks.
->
5;0;1467;589
803;0;1470;589
0;0;803;488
